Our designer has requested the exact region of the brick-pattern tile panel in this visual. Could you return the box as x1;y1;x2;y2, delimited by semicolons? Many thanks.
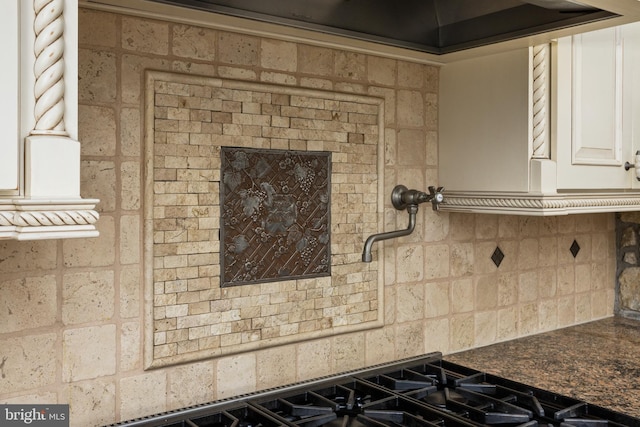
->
146;71;384;367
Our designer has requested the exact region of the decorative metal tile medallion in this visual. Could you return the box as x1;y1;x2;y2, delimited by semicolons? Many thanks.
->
570;239;581;258
221;147;331;286
491;246;505;268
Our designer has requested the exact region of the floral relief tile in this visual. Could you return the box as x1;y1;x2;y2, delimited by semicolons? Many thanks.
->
221;147;331;286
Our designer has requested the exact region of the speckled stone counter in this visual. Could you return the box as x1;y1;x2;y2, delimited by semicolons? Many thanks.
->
445;316;640;418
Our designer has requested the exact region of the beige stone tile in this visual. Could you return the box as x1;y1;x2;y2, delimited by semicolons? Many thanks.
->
396;283;425;322
120;215;141;265
66;378;116;427
0;240;57;272
395;322;424;359
474;242;500;275
120;107;141;157
451;278;473;313
557;295;576;326
518;303;538;335
497;307;518;341
63;325;116;382
575;293;592;322
518;271;538;303
538;236;558;267
557;265;575;295
538;268;557;299
334;51;366;81
261;39;297;71
424;244;449;279
517;238;539;270
498;216;519;239
396;245;423;283
397;61;424;88
474;311;497;347
216;353;256;399
497;272;518;306
62;270;115;324
79;105;116;156
256;346;297;389
298;45;334;76
574;263;592;293
397;90;424;127
79;9;117;47
538;299;558;331
333;333;366;370
475;215;498;239
397;129;425;166
425;131;438;166
556;215;576;234
425;93;438;131
120;265;141;319
518;217;541;237
368;56;396;86
122;55;171;104
591;289;611;318
475;275;498;310
168;361;215;409
1;392;58;404
424;211;449;242
450;314;474;351
218;32;259;66
119;371;167;421
63;216;116;267
425;281;449;318
122;17;169;55
121;321;141;372
121;162;141;211
0;334;57;394
424;318;449;354
364;327;396;366
78;49;117;103
425;66;439;93
81;160;116;212
297;339;332;380
450;243;474;277
449;213;475;241
0;275;57;333
173;25;216;60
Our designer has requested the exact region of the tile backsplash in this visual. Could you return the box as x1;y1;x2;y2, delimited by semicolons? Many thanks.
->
0;7;616;426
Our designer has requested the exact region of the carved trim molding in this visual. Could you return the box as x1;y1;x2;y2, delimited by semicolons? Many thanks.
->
0;200;99;240
33;0;66;134
531;44;550;159
441;192;640;216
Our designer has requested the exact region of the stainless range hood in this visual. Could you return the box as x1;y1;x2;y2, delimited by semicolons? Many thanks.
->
143;0;640;55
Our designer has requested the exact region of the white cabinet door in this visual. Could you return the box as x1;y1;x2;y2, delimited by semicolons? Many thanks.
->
623;21;640;189
555;27;633;190
0;0;20;194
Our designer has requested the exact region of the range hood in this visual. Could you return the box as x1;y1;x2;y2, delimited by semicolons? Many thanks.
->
143;0;640;55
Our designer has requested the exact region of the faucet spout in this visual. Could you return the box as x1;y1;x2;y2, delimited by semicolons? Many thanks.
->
362;205;417;262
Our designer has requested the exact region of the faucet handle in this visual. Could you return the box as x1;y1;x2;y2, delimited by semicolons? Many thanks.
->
428;186;445;210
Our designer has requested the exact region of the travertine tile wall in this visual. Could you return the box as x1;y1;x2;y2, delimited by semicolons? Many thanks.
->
0;7;616;426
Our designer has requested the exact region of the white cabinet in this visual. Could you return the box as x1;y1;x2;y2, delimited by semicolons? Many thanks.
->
0;0;20;194
439;22;640;215
0;0;99;240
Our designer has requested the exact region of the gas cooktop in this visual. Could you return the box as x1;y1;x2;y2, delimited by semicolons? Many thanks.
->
107;352;640;427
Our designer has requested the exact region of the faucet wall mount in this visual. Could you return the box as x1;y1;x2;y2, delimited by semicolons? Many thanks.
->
362;184;444;262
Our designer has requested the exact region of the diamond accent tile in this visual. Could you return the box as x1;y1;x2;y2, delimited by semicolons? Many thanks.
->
491;246;505;268
570;239;581;258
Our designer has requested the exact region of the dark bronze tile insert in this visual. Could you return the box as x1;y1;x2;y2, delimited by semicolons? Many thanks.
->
570;239;580;258
220;147;331;286
491;246;504;268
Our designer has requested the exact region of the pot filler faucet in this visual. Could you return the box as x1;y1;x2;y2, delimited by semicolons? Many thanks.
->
362;185;444;262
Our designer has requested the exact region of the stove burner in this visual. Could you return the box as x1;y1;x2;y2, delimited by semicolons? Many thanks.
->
107;354;640;427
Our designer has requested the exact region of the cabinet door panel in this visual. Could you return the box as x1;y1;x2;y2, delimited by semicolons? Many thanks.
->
555;27;631;190
0;0;19;193
624;22;640;189
571;29;622;165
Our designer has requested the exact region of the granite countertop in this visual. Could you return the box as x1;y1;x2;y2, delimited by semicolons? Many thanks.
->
445;316;640;418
